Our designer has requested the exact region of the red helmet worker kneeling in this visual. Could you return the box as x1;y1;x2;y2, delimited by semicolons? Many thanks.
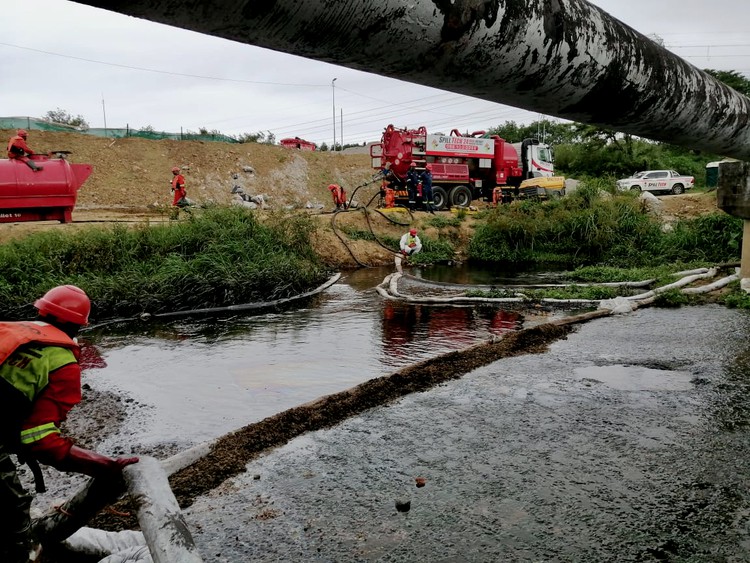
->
399;228;422;257
0;285;139;563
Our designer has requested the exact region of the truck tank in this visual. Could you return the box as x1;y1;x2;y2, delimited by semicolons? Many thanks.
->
0;153;93;223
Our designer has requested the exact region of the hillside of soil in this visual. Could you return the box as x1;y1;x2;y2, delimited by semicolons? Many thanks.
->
1;130;374;211
0;129;723;268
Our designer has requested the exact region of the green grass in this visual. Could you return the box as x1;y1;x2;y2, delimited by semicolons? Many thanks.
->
720;283;750;309
469;183;741;269
424;215;463;229
467;285;627;301
339;227;376;241
0;207;330;321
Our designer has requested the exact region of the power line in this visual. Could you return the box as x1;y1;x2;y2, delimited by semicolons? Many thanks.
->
0;41;328;88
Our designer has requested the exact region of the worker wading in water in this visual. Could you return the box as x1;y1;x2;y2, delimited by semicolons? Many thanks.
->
0;286;139;563
395;228;422;273
170;166;192;220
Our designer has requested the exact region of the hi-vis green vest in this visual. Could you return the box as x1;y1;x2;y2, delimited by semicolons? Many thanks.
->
0;321;78;403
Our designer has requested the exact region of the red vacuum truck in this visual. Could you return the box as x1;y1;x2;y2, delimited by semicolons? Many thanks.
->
370;124;555;209
0;152;92;223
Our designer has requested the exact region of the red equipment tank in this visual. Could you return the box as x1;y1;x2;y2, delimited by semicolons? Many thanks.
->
0;153;93;223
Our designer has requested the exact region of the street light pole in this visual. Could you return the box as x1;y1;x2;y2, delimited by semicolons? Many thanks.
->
332;78;337;152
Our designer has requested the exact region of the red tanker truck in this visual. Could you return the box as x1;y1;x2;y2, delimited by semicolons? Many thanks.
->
0;152;92;223
370;124;555;209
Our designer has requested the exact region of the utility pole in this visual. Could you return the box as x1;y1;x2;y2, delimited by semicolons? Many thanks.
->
102;94;108;138
340;108;343;151
332;78;337;152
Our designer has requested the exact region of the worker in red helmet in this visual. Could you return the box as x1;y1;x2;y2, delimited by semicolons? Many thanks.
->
395;227;422;273
6;129;42;172
170;166;191;220
420;164;435;214
328;183;347;211
0;285;139;563
399;227;422;256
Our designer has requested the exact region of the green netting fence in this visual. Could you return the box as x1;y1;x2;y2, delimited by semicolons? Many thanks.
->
0;117;239;143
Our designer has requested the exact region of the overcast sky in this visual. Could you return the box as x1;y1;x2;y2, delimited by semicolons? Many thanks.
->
1;0;748;146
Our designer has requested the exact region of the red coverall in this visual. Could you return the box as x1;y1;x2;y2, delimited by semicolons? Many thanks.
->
0;322;137;562
6;134;41;171
171;173;187;206
328;184;347;210
6;135;35;161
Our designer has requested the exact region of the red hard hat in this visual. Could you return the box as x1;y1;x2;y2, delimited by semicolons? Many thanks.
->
425;163;433;171
409;162;416;167
409;228;417;235
17;129;28;138
34;285;91;326
171;167;180;174
328;184;338;191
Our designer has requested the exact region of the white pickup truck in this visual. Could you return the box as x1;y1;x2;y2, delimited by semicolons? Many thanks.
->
616;170;695;195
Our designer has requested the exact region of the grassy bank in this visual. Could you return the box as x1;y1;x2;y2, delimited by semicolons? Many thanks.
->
469;183;742;268
0;207;330;322
464;182;748;305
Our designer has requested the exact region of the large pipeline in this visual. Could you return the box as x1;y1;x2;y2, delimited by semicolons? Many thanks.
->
73;0;750;159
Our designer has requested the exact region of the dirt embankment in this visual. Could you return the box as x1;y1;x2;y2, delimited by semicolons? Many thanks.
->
0;129;723;267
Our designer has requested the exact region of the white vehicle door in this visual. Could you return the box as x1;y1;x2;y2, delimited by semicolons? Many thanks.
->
644;171;669;192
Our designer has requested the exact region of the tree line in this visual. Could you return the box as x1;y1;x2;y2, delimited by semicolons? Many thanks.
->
487;70;750;185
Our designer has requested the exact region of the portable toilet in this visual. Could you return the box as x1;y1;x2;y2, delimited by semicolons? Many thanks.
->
706;161;720;188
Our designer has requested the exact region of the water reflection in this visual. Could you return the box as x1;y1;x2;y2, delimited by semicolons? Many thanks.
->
414;262;573;286
83;266;528;448
381;301;521;361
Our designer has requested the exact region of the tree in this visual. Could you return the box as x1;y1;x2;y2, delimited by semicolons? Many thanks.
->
704;69;750;97
235;130;277;144
45;108;89;131
487;119;578;145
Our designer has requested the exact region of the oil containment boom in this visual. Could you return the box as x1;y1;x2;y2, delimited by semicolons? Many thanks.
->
73;0;750;160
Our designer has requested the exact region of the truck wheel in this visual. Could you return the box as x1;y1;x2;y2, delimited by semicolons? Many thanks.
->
450;185;472;208
432;187;448;210
671;183;685;195
630;185;642;192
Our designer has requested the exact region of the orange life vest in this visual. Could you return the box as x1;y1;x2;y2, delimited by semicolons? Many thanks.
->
0;321;78;366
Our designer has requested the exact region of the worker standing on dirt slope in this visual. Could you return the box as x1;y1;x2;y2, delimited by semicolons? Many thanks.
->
395;228;422;273
0;285;139;563
6;129;42;172
328;183;347;211
170;166;191;220
406;162;420;210
420;164;436;214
